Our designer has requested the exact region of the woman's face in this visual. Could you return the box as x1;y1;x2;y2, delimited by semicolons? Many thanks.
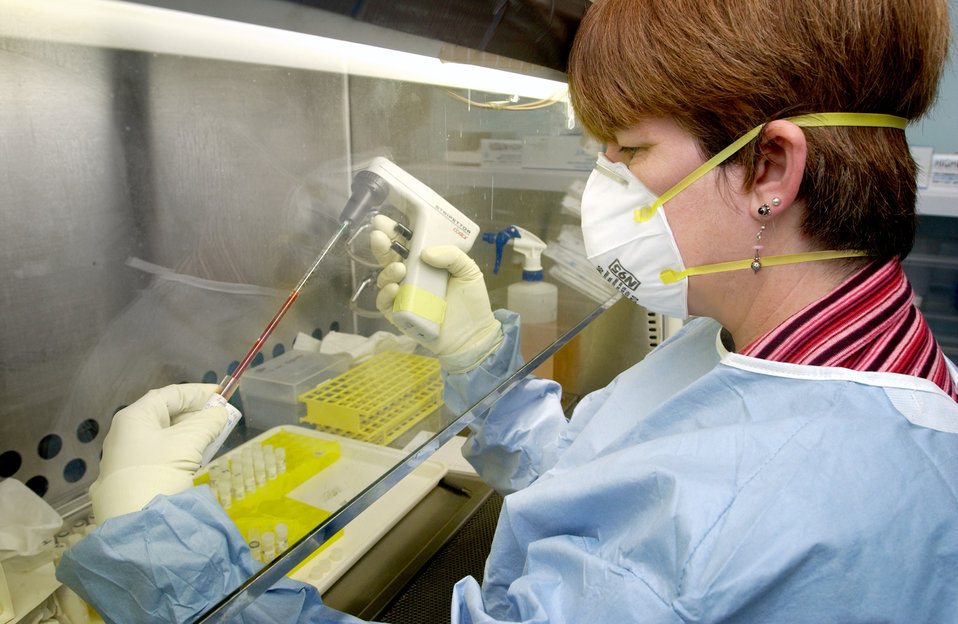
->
602;117;750;315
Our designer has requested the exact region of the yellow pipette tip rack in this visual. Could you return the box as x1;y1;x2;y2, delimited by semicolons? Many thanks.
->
298;350;443;446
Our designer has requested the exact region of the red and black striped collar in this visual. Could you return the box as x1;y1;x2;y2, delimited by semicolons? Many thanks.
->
741;258;958;400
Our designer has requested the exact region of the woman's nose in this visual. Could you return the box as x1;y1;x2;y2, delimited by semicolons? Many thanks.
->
604;142;624;164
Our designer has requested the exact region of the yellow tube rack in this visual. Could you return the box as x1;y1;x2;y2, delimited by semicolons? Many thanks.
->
193;429;343;565
298;350;443;446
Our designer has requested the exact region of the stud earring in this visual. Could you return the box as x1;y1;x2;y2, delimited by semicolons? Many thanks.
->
757;203;771;216
771;197;781;207
751;224;766;272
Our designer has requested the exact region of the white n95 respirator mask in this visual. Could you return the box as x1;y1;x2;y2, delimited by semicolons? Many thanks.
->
579;113;907;320
580;153;690;319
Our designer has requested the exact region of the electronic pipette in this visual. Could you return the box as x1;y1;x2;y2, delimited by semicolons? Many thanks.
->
199;167;389;466
360;157;480;342
200;158;479;465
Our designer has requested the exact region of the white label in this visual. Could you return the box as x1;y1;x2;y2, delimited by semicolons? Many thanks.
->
200;394;243;467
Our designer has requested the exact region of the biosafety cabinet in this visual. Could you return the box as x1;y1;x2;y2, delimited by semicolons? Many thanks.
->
0;1;657;622
3;1;957;622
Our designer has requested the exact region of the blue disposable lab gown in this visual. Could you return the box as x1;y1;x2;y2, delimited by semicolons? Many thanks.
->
58;313;958;623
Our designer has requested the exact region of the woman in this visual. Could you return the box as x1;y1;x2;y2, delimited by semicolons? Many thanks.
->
59;0;957;622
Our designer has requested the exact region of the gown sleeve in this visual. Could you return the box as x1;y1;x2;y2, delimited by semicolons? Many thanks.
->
443;310;576;495
56;485;369;624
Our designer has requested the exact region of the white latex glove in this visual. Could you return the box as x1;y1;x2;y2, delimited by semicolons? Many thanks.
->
370;214;502;372
90;383;229;522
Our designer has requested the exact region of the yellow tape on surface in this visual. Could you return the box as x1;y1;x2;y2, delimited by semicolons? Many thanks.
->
393;284;446;325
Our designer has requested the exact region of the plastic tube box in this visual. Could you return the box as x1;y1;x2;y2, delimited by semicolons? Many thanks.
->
242;351;349;430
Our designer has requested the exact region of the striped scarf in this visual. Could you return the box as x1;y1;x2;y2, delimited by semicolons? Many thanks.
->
741;258;958;401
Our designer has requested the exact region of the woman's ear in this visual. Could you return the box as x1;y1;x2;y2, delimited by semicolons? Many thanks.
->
750;119;807;220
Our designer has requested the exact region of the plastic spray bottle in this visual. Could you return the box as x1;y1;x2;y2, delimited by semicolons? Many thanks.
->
483;226;558;378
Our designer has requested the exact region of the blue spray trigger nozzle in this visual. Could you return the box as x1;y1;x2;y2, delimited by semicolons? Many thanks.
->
482;225;522;274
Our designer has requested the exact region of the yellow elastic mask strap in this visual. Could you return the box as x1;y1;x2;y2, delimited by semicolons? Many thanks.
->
393;284;447;324
659;249;871;284
633;113;908;223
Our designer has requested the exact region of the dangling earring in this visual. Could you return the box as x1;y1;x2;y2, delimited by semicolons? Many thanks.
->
752;202;771;272
751;225;766;272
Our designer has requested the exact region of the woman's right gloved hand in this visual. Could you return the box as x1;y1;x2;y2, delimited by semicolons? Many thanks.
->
90;383;228;522
370;214;503;373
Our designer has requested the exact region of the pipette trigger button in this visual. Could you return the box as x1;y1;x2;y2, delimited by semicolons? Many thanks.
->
393;222;413;240
390;241;410;259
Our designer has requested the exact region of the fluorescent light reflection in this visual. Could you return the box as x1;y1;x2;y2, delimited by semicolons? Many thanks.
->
0;0;568;100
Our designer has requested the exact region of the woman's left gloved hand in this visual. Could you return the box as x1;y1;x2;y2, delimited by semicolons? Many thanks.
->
90;383;228;522
370;214;503;373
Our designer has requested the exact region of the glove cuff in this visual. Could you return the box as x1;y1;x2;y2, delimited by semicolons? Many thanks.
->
439;320;504;374
90;466;195;523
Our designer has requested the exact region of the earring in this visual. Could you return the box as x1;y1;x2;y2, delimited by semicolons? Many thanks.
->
757;203;771;216
751;224;766;272
771;197;781;207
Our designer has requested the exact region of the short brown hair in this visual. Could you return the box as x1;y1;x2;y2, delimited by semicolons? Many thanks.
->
568;0;951;260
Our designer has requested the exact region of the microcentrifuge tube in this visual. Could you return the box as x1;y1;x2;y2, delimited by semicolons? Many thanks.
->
217;480;232;509
53;530;70;563
275;523;288;551
265;452;277;480
262;531;276;563
232;471;246;501
253;458;266;487
243;460;256;493
275;447;286;474
53;541;67;564
249;540;261;562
